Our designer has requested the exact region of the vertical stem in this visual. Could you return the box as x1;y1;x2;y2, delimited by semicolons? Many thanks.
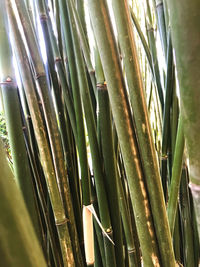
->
0;139;47;267
67;1;116;266
0;0;40;239
111;1;175;266
98;85;124;267
167;0;200;238
88;0;161;265
167;117;184;235
6;2;74;265
14;1;82;264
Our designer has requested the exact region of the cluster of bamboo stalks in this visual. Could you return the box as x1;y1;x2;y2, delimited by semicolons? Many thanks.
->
0;0;199;266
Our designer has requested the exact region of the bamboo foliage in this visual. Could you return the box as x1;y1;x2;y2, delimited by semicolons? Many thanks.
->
0;0;199;266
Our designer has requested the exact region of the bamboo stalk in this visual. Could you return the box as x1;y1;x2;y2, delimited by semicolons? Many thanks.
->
180;166;195;267
76;0;87;38
67;1;116;266
36;2;84;244
145;0;164;111
161;31;174;199
13;1;83;265
69;0;96;96
129;8;153;74
0;0;40;239
167;117;184;235
0;138;47;267
88;0;163;265
94;47;124;266
146;21;164;111
98;84;124;267
6;2;74;265
53;0;63;60
167;0;200;239
93;227;104;267
36;0;77;141
117;166;141;267
153;0;167;59
111;1;175;266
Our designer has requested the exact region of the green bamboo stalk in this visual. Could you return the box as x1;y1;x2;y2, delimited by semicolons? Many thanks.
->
93;207;106;267
54;5;95;262
13;1;83;265
0;1;40;239
114;125;141;266
6;2;74;265
36;0;77;141
90;179;106;267
171;87;179;158
51;0;93;207
24;122;63;267
98;85;124;267
53;0;63;60
0;138;47;267
111;1;175;266
167;0;200;238
94;227;104;267
117;167;141;267
129;8;153;74
67;1;117;266
30;1;83;260
180;166;195;267
153;0;167;58
145;0;164;111
190;189;200;267
36;2;84;244
162;0;169;31
167;117;184;235
173;208;182;264
76;0;87;38
94;46;124;267
161;31;174;199
37;2;73;160
88;0;164;265
146;22;164;111
70;0;97;96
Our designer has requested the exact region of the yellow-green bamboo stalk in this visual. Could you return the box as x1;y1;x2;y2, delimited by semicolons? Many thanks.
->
88;0;162;265
111;0;175;265
6;2;74;265
0;0;41;239
13;1;83;264
167;0;200;238
0;138;47;267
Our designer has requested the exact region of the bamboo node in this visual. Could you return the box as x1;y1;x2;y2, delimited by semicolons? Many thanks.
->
128;248;136;254
55;217;69;226
40;14;48;21
0;77;17;87
35;72;46;80
182;163;187;169
89;69;95;74
156;1;163;8
104;228;112;235
146;23;155;32
97;83;107;90
6;77;12;82
161;155;168;160
55;57;62;62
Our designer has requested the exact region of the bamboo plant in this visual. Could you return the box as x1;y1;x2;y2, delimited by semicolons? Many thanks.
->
0;0;199;266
